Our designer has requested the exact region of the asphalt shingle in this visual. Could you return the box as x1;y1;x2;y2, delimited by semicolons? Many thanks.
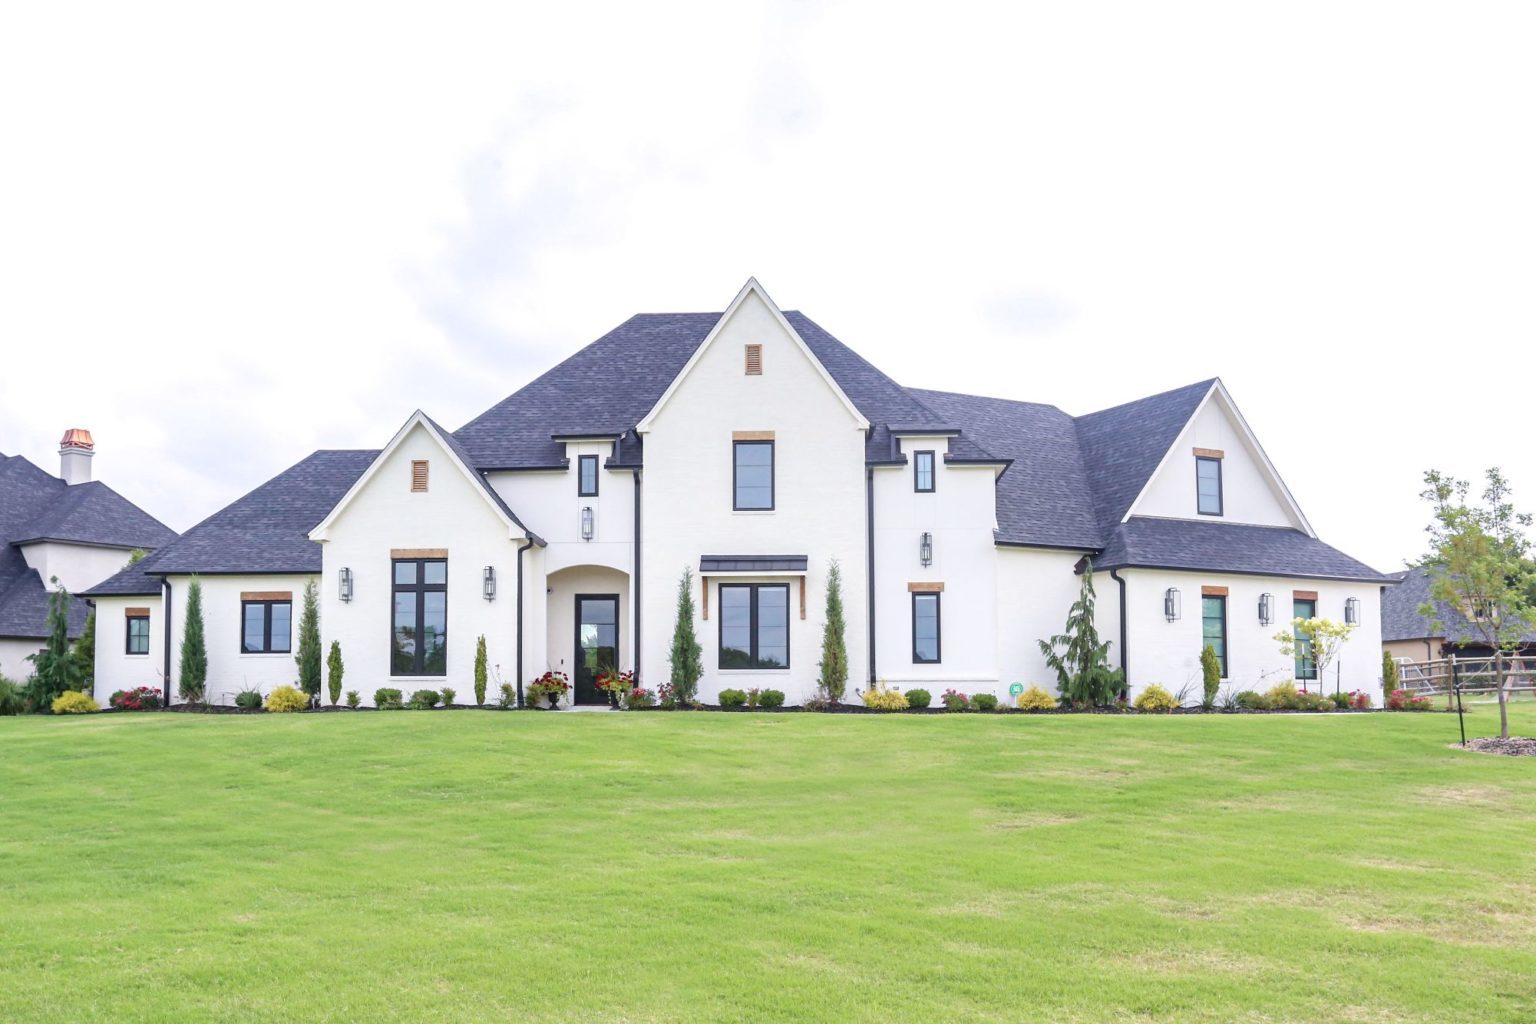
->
1094;517;1392;582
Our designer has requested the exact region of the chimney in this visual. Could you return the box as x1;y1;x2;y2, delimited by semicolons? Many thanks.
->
58;428;94;485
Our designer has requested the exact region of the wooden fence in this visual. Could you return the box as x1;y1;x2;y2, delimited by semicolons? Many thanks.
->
1395;653;1536;704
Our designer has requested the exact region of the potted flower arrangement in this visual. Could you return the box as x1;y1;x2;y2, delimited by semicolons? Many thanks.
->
595;668;636;709
527;670;570;709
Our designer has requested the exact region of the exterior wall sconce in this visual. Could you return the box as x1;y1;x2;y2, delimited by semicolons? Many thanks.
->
1164;587;1181;622
338;567;353;603
1345;596;1360;624
1258;593;1274;626
483;565;497;602
581;506;594;541
919;531;933;568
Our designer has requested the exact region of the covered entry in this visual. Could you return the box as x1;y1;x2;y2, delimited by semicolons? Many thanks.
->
545;564;631;704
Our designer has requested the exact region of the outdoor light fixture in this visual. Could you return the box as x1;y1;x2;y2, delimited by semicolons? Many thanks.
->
1164;587;1181;622
581;506;594;541
483;565;497;602
920;531;933;568
1345;596;1360;624
1259;593;1274;626
338;567;353;603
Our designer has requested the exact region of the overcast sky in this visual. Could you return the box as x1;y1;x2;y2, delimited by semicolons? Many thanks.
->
2;2;1532;572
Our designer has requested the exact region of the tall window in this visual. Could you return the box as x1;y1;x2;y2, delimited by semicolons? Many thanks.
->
1201;595;1227;677
914;450;936;493
578;454;599;496
1196;456;1223;516
719;583;789;669
125;613;150;655
733;441;774;510
393;559;447;675
912;592;941;663
1293;597;1317;680
242;600;292;654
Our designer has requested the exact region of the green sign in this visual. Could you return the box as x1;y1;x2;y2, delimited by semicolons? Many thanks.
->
1008;682;1024;696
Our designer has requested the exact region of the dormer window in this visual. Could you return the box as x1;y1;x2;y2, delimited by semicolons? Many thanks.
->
1195;453;1223;516
578;454;598;497
914;450;935;493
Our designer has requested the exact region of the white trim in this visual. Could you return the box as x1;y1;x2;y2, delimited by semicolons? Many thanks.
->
1119;380;1316;537
634;277;869;434
308;411;532;543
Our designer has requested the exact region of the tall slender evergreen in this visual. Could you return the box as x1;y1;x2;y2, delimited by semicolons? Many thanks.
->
26;578;84;708
296;579;322;698
179;577;208;703
668;568;702;704
327;640;345;706
1037;560;1123;705
473;635;488;705
817;560;848;703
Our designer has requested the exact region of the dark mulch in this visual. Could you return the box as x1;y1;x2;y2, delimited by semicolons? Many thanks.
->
1461;736;1536;757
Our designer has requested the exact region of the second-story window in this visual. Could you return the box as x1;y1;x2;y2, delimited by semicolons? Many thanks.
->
1196;456;1223;516
578;454;599;496
733;440;774;510
914;450;936;493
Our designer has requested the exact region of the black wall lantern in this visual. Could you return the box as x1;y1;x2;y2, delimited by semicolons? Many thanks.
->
338;567;353;603
581;506;594;541
1259;593;1274;626
1345;596;1360;624
483;565;497;602
920;531;933;568
1164;587;1181;622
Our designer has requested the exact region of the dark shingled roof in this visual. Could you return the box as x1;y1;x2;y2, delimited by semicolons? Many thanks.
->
1094;517;1393;582
1074;379;1217;531
1381;567;1536;644
79;562;163;598
0;452;174;638
699;555;808;573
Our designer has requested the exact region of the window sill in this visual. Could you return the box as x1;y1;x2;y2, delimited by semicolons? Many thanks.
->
239;652;292;658
716;668;790;674
731;509;776;516
388;676;448;682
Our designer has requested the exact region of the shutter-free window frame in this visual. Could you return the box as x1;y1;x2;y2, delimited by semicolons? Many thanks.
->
912;591;942;663
578;454;599;497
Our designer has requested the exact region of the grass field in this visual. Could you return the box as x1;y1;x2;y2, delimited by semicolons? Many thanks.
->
3;706;1534;1023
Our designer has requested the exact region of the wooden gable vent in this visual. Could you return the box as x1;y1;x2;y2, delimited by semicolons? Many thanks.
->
411;459;429;492
745;343;763;376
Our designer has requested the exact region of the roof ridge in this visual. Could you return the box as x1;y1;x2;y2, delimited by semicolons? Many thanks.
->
1075;377;1218;422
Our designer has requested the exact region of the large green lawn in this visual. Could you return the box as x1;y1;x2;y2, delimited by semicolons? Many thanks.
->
3;707;1534;1023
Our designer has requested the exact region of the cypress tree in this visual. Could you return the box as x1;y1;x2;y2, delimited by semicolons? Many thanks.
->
817;560;848;703
473;635;488;705
179;577;208;703
296;579;322;698
1200;644;1221;708
73;608;96;692
327;640;344;706
26;578;84;708
668;568;702;704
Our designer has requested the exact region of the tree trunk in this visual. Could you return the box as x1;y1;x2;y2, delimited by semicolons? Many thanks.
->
1497;651;1509;740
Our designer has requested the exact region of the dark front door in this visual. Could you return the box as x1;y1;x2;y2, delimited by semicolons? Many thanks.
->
574;595;619;705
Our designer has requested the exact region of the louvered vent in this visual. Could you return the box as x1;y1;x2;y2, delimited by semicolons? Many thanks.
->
411;460;429;492
745;344;763;375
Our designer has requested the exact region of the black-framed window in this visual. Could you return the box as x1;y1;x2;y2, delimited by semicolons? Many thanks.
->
914;450;936;493
1293;597;1317;680
578;454;599;497
733;440;774;510
1196;456;1223;516
1201;594;1227;677
125;614;150;655
242;600;292;654
392;559;447;676
912;592;941;663
719;583;789;669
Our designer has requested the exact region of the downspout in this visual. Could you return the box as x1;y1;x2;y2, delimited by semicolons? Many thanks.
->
1109;567;1128;684
515;536;535;707
866;465;876;685
161;578;173;701
633;466;642;683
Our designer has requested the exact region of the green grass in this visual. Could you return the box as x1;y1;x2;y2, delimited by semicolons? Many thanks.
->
3;706;1534;1023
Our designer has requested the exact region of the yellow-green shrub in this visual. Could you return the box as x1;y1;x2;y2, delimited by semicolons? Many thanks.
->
264;685;308;713
861;682;908;710
1265;681;1303;710
1016;686;1058;711
1133;685;1177;712
51;690;100;714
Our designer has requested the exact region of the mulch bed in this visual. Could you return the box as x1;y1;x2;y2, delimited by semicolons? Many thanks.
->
1461;736;1536;757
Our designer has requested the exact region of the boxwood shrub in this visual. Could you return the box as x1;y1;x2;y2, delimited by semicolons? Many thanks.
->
972;693;999;711
408;689;441;710
758;689;785;708
374;687;403;710
904;688;932;709
718;688;747;708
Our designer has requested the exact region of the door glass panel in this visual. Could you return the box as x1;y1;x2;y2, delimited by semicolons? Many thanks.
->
393;593;417;674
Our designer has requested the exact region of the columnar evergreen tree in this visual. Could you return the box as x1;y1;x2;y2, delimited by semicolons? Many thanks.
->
326;640;344;706
26;578;84;709
179;577;208;703
296;579;322;699
1037;560;1124;705
668;568;702;705
1381;649;1399;699
473;635;488;705
1200;643;1221;709
73;608;96;693
817;559;848;703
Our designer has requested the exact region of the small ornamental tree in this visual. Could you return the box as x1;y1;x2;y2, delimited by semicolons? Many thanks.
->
179;577;208;703
1274;617;1357;693
474;635;488;705
817;559;849;703
1381;649;1400;699
1200;643;1221;708
73;608;96;692
295;579;322;699
668;567;702;705
326;640;344;706
1419;468;1536;738
26;578;84;708
1037;560;1123;705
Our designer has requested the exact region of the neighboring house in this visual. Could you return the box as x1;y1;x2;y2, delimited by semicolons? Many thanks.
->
1381;567;1536;663
91;279;1391;706
1;431;176;681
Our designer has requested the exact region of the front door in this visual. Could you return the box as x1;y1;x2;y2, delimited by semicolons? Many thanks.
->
574;595;619;705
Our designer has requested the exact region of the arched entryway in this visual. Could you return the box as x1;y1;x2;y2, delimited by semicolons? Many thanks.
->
545;565;631;706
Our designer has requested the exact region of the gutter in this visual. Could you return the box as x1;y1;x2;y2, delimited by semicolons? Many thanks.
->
515;535;535;707
1109;568;1128;680
866;465;876;685
162;578;174;697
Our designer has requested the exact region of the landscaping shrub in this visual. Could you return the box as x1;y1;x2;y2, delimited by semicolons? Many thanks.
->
439;686;456;706
1015;686;1057;711
111;686;163;711
1299;692;1333;712
718;688;748;708
473;635;488;705
1200;644;1221;708
1235;690;1271;710
496;683;516;709
758;689;785;708
623;687;655;709
179;577;208;703
1264;681;1304;710
296;580;321;699
1329;692;1352;710
0;675;23;716
264;685;307;713
374;687;404;710
861;682;908;710
1381;650;1400;700
905;688;932;709
818;559;848;702
51;690;99;714
940;689;971;711
408;689;440;710
1133;685;1177;712
973;693;999;711
345;690;360;708
1349;689;1372;710
234;687;263;710
326;640;344;706
669;568;703;705
1387;689;1432;711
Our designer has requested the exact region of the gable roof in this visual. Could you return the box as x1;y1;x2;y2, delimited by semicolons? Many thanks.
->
1094;517;1392;583
1381;567;1536;645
